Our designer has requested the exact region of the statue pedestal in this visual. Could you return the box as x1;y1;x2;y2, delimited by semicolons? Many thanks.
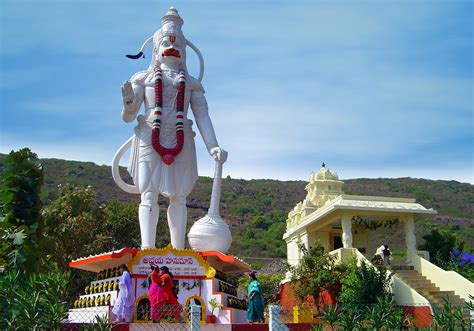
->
68;245;252;324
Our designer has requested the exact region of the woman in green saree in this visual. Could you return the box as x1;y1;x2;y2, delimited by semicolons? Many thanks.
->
247;271;264;323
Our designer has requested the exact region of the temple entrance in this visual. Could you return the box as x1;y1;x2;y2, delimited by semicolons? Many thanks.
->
333;235;343;250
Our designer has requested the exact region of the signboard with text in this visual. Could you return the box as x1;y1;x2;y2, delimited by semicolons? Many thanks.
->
131;252;206;277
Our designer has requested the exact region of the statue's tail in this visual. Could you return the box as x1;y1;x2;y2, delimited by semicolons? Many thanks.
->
112;136;140;194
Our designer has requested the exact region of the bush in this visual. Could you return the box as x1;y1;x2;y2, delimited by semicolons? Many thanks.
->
289;243;342;306
338;259;392;306
432;296;471;330
0;267;71;330
337;304;363;330
364;297;404;330
288;242;400;329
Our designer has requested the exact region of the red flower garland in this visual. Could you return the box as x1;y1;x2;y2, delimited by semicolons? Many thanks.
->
151;67;185;165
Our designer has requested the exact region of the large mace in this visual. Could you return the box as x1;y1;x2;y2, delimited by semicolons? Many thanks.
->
188;151;232;252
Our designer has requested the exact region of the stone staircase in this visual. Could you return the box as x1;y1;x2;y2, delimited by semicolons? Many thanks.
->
390;265;467;314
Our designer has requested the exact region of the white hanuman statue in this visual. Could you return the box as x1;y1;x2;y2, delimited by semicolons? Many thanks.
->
112;8;225;249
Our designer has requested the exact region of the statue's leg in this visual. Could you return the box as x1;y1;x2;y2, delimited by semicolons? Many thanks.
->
167;195;187;249
138;162;159;249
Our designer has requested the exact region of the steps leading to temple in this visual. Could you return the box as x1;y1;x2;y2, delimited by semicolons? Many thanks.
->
391;266;468;318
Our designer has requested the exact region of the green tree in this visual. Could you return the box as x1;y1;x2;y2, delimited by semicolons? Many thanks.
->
42;184;117;304
0;148;49;273
419;228;464;265
101;200;141;249
289;242;343;307
42;184;107;270
101;199;172;249
419;228;473;281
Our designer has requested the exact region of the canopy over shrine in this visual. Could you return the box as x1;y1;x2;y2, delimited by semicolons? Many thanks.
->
283;164;437;267
69;246;251;275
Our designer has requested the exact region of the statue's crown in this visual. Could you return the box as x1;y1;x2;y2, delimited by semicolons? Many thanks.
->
153;7;185;44
161;7;184;27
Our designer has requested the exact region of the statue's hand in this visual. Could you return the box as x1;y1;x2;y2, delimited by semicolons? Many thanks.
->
121;81;136;112
210;147;228;163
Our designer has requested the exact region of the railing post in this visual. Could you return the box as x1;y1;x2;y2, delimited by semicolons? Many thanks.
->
189;303;201;331
269;305;289;331
269;305;278;330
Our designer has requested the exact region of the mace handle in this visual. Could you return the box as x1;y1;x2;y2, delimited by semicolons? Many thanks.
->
208;152;227;217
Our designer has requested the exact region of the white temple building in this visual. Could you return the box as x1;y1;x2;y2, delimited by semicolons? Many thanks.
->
283;164;473;311
284;164;436;266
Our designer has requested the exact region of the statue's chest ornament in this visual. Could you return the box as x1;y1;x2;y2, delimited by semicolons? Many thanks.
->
151;67;186;165
164;85;176;99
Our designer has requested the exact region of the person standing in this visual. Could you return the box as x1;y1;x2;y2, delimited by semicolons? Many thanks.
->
112;264;134;323
372;245;384;265
383;244;392;266
247;271;264;323
159;266;182;321
148;264;164;322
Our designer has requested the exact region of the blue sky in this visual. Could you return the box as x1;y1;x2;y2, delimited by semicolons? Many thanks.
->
1;0;472;183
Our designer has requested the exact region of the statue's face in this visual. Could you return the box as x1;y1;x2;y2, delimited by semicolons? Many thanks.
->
157;35;185;66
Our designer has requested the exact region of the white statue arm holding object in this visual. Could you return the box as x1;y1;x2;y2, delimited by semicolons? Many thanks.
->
190;90;227;163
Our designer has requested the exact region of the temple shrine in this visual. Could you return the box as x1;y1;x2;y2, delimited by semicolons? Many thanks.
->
281;164;473;325
68;245;252;324
284;164;436;266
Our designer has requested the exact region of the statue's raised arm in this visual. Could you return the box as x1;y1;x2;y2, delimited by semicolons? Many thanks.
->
121;79;144;123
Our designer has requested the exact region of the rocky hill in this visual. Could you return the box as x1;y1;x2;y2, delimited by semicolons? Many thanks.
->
1;154;472;260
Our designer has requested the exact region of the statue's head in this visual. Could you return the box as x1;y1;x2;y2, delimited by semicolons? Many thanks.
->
126;7;205;81
153;7;187;68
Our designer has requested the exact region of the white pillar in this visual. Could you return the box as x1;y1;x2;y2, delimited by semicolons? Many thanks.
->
287;239;298;267
286;239;291;267
405;214;417;264
341;214;353;248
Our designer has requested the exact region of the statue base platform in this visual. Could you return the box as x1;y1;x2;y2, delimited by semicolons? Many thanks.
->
68;245;252;324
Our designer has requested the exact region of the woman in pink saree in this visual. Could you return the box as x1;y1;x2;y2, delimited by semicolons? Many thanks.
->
148;264;164;322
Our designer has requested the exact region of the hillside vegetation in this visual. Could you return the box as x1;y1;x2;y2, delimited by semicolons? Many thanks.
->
0;154;472;259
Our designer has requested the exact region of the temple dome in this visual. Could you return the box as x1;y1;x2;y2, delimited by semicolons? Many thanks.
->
315;164;339;181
